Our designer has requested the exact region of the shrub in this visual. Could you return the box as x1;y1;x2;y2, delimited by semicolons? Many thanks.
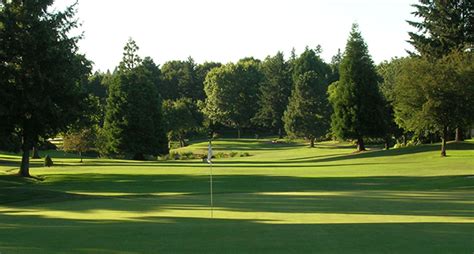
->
44;155;53;167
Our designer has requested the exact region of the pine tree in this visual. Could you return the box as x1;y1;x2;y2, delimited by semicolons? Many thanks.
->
0;1;92;176
252;52;292;138
102;39;168;159
408;0;474;58
329;24;386;151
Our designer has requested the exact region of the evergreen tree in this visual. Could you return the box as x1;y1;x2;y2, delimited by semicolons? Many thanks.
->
252;52;292;138
329;24;386;151
0;1;92;176
408;0;474;58
283;71;331;147
102;39;168;159
292;46;331;84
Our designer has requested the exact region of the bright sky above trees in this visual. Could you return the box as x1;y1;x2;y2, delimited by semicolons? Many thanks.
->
53;0;416;72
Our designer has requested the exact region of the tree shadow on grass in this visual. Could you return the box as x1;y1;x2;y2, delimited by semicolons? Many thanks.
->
1;173;472;218
0;214;472;254
258;141;474;165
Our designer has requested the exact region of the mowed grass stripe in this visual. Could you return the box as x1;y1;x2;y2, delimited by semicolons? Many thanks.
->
0;139;473;253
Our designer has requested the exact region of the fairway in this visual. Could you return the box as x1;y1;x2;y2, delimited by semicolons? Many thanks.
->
1;139;473;253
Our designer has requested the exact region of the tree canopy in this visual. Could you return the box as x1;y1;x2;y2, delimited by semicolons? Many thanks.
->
252;52;292;137
203;58;263;138
392;51;474;156
102;39;168;159
0;0;92;176
329;24;386;151
408;0;474;58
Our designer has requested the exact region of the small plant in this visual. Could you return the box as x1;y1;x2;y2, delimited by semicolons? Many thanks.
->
44;155;53;167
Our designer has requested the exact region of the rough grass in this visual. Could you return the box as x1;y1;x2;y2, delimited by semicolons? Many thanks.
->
0;139;473;253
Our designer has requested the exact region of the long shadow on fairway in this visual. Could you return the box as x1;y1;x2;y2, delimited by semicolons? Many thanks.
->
0;213;472;254
1;173;472;218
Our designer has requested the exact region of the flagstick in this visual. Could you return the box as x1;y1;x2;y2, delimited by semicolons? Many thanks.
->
208;139;214;219
210;159;213;219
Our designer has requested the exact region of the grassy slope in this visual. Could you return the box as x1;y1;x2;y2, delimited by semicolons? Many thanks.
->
0;139;473;253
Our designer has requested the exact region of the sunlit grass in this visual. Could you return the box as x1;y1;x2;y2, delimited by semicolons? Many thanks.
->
0;139;473;253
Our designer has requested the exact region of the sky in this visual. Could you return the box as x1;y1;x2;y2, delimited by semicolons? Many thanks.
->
53;0;417;72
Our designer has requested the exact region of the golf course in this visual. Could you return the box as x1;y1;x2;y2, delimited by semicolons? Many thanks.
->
1;138;473;253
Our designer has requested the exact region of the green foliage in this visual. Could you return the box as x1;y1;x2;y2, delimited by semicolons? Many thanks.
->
203;58;263;137
63;128;96;161
102;39;168;159
0;1;92;176
376;58;408;144
162;98;202;147
408;0;474;58
291;46;331;83
160;57;200;100
284;71;331;147
252;52;292;136
392;52;474;151
329;24;386;149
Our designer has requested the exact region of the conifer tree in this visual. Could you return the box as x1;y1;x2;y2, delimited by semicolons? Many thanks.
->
329;24;386;151
253;52;292;138
408;0;473;58
102;39;168;159
0;1;92;176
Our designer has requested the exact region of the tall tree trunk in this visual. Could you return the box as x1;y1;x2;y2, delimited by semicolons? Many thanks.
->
402;134;407;146
179;137;186;148
384;136;390;150
310;137;315;148
357;137;366;152
32;145;41;159
441;126;448;157
79;151;83;163
19;132;33;177
455;128;464;142
237;127;241;139
278;128;283;139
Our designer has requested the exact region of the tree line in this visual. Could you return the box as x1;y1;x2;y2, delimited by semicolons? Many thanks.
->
1;0;473;177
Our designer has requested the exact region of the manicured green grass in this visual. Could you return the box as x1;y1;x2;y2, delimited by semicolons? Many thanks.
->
0;139;473;253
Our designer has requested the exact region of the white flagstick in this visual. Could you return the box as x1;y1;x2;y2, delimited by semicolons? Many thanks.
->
208;140;213;218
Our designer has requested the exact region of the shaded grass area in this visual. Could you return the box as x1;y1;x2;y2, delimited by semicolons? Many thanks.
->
0;139;473;253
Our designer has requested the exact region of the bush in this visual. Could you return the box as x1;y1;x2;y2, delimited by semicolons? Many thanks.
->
44;155;53;167
158;150;251;161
